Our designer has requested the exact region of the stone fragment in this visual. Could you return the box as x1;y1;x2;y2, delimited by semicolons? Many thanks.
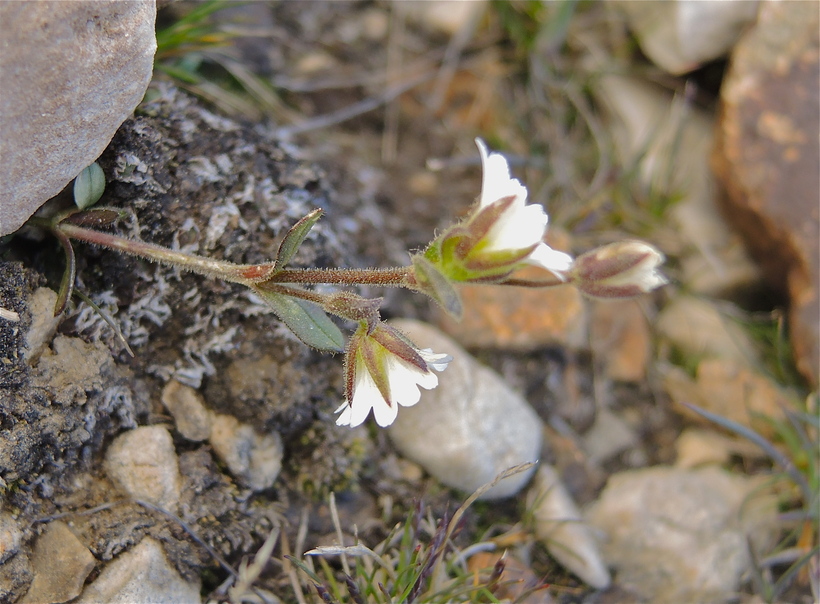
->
590;75;761;297
616;0;759;74
665;358;793;438
656;296;758;366
436;264;586;351
586;466;779;603
161;380;212;441
398;0;487;36
208;414;283;492
0;1;157;236
77;537;200;604
23;287;61;363
581;408;639;465
674;428;762;470
713;0;820;386
0;512;23;565
20;521;96;604
104;426;181;510
526;465;611;589
590;299;651;382
387;319;542;500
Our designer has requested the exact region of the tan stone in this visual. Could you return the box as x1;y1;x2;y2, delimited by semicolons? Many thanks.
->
590;299;651;382
21;521;96;604
104;426;181;510
161;380;212;442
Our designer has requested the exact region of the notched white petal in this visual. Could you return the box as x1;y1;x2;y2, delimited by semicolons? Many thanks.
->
476;138;527;208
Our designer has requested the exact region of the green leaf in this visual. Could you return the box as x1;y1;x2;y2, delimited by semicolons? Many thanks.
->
73;162;106;210
276;209;323;268
254;288;345;352
411;255;462;320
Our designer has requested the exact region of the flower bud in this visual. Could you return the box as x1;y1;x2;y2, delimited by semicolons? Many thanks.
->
324;291;382;322
570;240;668;299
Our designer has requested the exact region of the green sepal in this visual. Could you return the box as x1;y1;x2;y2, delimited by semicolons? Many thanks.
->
276;209;323;268
411;255;462;320
462;244;536;272
73;162;106;210
253;287;345;352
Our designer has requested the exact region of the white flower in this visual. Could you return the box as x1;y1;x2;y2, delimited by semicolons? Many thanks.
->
475;138;573;278
335;324;451;428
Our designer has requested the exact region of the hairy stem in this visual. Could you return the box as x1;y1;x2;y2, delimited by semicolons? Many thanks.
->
52;221;418;289
269;267;415;287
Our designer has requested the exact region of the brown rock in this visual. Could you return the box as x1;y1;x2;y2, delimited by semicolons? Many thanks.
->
665;358;793;439
437;237;586;351
437;279;585;350
590;299;652;382
713;0;820;385
0;1;156;235
21;521;96;604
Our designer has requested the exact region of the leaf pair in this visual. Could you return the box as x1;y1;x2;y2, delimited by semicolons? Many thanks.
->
253;209;346;353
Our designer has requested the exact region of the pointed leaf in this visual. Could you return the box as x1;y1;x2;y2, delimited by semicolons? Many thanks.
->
254;287;345;352
411;255;462;320
276;209;323;268
73;162;106;210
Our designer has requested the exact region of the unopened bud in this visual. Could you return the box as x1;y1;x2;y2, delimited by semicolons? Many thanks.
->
570;240;668;298
324;291;382;322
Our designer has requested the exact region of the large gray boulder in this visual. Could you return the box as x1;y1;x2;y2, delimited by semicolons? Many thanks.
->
0;1;156;235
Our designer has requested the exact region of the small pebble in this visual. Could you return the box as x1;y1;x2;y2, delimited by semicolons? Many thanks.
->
104;426;181;510
76;537;200;604
208;414;283;492
161;380;212;441
526;465;611;590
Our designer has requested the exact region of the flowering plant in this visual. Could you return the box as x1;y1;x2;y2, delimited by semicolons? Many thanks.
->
32;140;667;428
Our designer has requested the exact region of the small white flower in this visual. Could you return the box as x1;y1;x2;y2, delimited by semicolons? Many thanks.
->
475;138;573;278
335;324;451;428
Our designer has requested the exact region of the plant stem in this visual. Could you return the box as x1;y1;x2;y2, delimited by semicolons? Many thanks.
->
270;267;415;288
57;222;248;281
54;221;417;288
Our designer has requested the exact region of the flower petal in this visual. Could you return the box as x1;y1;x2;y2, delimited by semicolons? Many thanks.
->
476;138;528;208
525;243;574;277
484;202;548;252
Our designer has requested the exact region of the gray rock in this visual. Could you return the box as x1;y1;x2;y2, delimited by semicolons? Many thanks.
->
161;380;213;441
586;466;779;603
0;1;157;235
20;521;96;604
104;426;181;510
209;414;283;492
76;537;201;604
387;319;542;500
616;0;759;74
526;465;610;590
